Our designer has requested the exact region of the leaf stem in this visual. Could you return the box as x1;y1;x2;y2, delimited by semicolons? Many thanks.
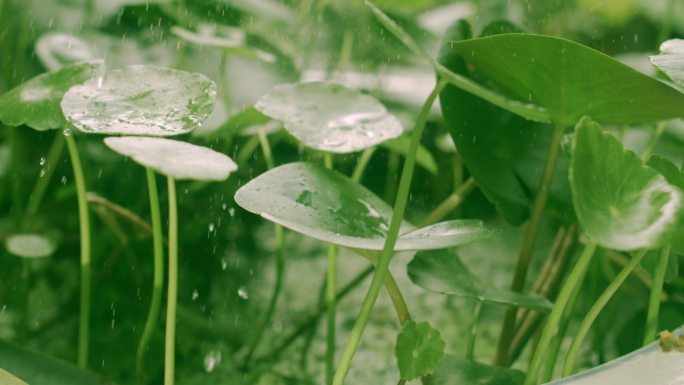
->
466;301;483;360
524;241;597;385
562;249;648;376
65;134;92;369
641;121;667;161
419;177;476;226
351;147;376;183
495;122;565;366
332;78;447;385
164;176;178;385
644;246;671;345
326;242;338;385
136;168;165;380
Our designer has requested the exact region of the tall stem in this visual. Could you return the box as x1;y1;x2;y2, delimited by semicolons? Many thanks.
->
644;246;671;345
164;177;178;385
495;123;565;366
466;301;483;361
65;134;92;369
332;79;447;385
351;147;376;183
326;242;338;385
524;241;597;385
136;168;165;380
562;249;648;376
419;177;476;226
24;133;65;220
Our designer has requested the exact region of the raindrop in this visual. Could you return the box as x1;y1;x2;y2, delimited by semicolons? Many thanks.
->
237;286;249;299
39;169;45;177
61;176;67;184
208;223;215;232
63;128;71;136
203;350;222;373
39;157;46;166
192;290;199;300
228;208;235;217
221;258;228;270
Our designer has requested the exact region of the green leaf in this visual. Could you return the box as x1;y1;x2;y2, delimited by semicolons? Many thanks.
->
103;136;237;181
35;32;96;70
234;162;494;251
395;320;445;380
0;339;104;385
255;82;404;153
0;368;28;385
570;117;683;250
439;20;571;225
651;39;684;87
380;135;438;174
445;34;684;126
0;61;103;131
647;155;684;259
61;65;217;136
364;0;551;123
5;233;57;258
431;355;524;385
171;24;275;62
407;248;553;311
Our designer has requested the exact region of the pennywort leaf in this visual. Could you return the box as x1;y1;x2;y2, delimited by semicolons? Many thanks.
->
395;320;445;380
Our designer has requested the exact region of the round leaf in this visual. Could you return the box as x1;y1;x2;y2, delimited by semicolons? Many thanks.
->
570;117;683;250
234;162;493;251
5;234;57;259
431;355;524;385
650;39;684;87
61;65;217;136
104;136;237;181
0;61;103;131
446;34;684;126
171;24;276;63
395;320;445;380
407;248;553;311
255;82;403;153
35;32;96;70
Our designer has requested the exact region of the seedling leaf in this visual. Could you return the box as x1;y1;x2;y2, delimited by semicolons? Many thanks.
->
62;65;217;136
255;82;403;153
395;320;445;380
234;162;493;251
407;248;553;311
104;136;237;181
0;61;103;131
5;233;57;259
570;117;683;250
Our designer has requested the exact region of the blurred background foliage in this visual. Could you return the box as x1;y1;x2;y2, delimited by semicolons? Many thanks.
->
0;0;684;384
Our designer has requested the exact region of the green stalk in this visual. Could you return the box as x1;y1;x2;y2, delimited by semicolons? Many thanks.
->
164;176;178;385
136;168;165;380
419;177;476;226
351;147;376;183
644;246;671;345
641;121;667;162
382;270;411;325
24;133;65;220
562;249;648;376
326;242;338;385
466;301;483;361
524;241;597;385
332;79;447;385
495;123;566;366
65;134;92;369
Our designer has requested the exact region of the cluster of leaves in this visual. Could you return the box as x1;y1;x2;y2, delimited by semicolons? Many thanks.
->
1;0;684;385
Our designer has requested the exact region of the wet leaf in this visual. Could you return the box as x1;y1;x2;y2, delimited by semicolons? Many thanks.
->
0;339;103;385
103;136;237;181
646;155;684;260
172;24;275;62
395;320;445;380
0;368;28;385
5;234;57;259
570;117;683;250
35;32;96;70
234;162;493;251
407;248;553;311
650;39;684;87
0;61;103;131
439;20;571;225
62;65;217;136
444;34;684;126
431;355;524;385
255;82;404;153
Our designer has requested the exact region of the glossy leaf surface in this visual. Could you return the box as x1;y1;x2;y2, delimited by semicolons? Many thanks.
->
431;355;524;385
407;248;553;310
62;65;216;136
5;234;57;258
650;39;684;87
0;61;102;131
395;321;445;380
104;136;237;181
570;117;683;250
255;82;403;153
234;162;493;251
446;34;684;126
